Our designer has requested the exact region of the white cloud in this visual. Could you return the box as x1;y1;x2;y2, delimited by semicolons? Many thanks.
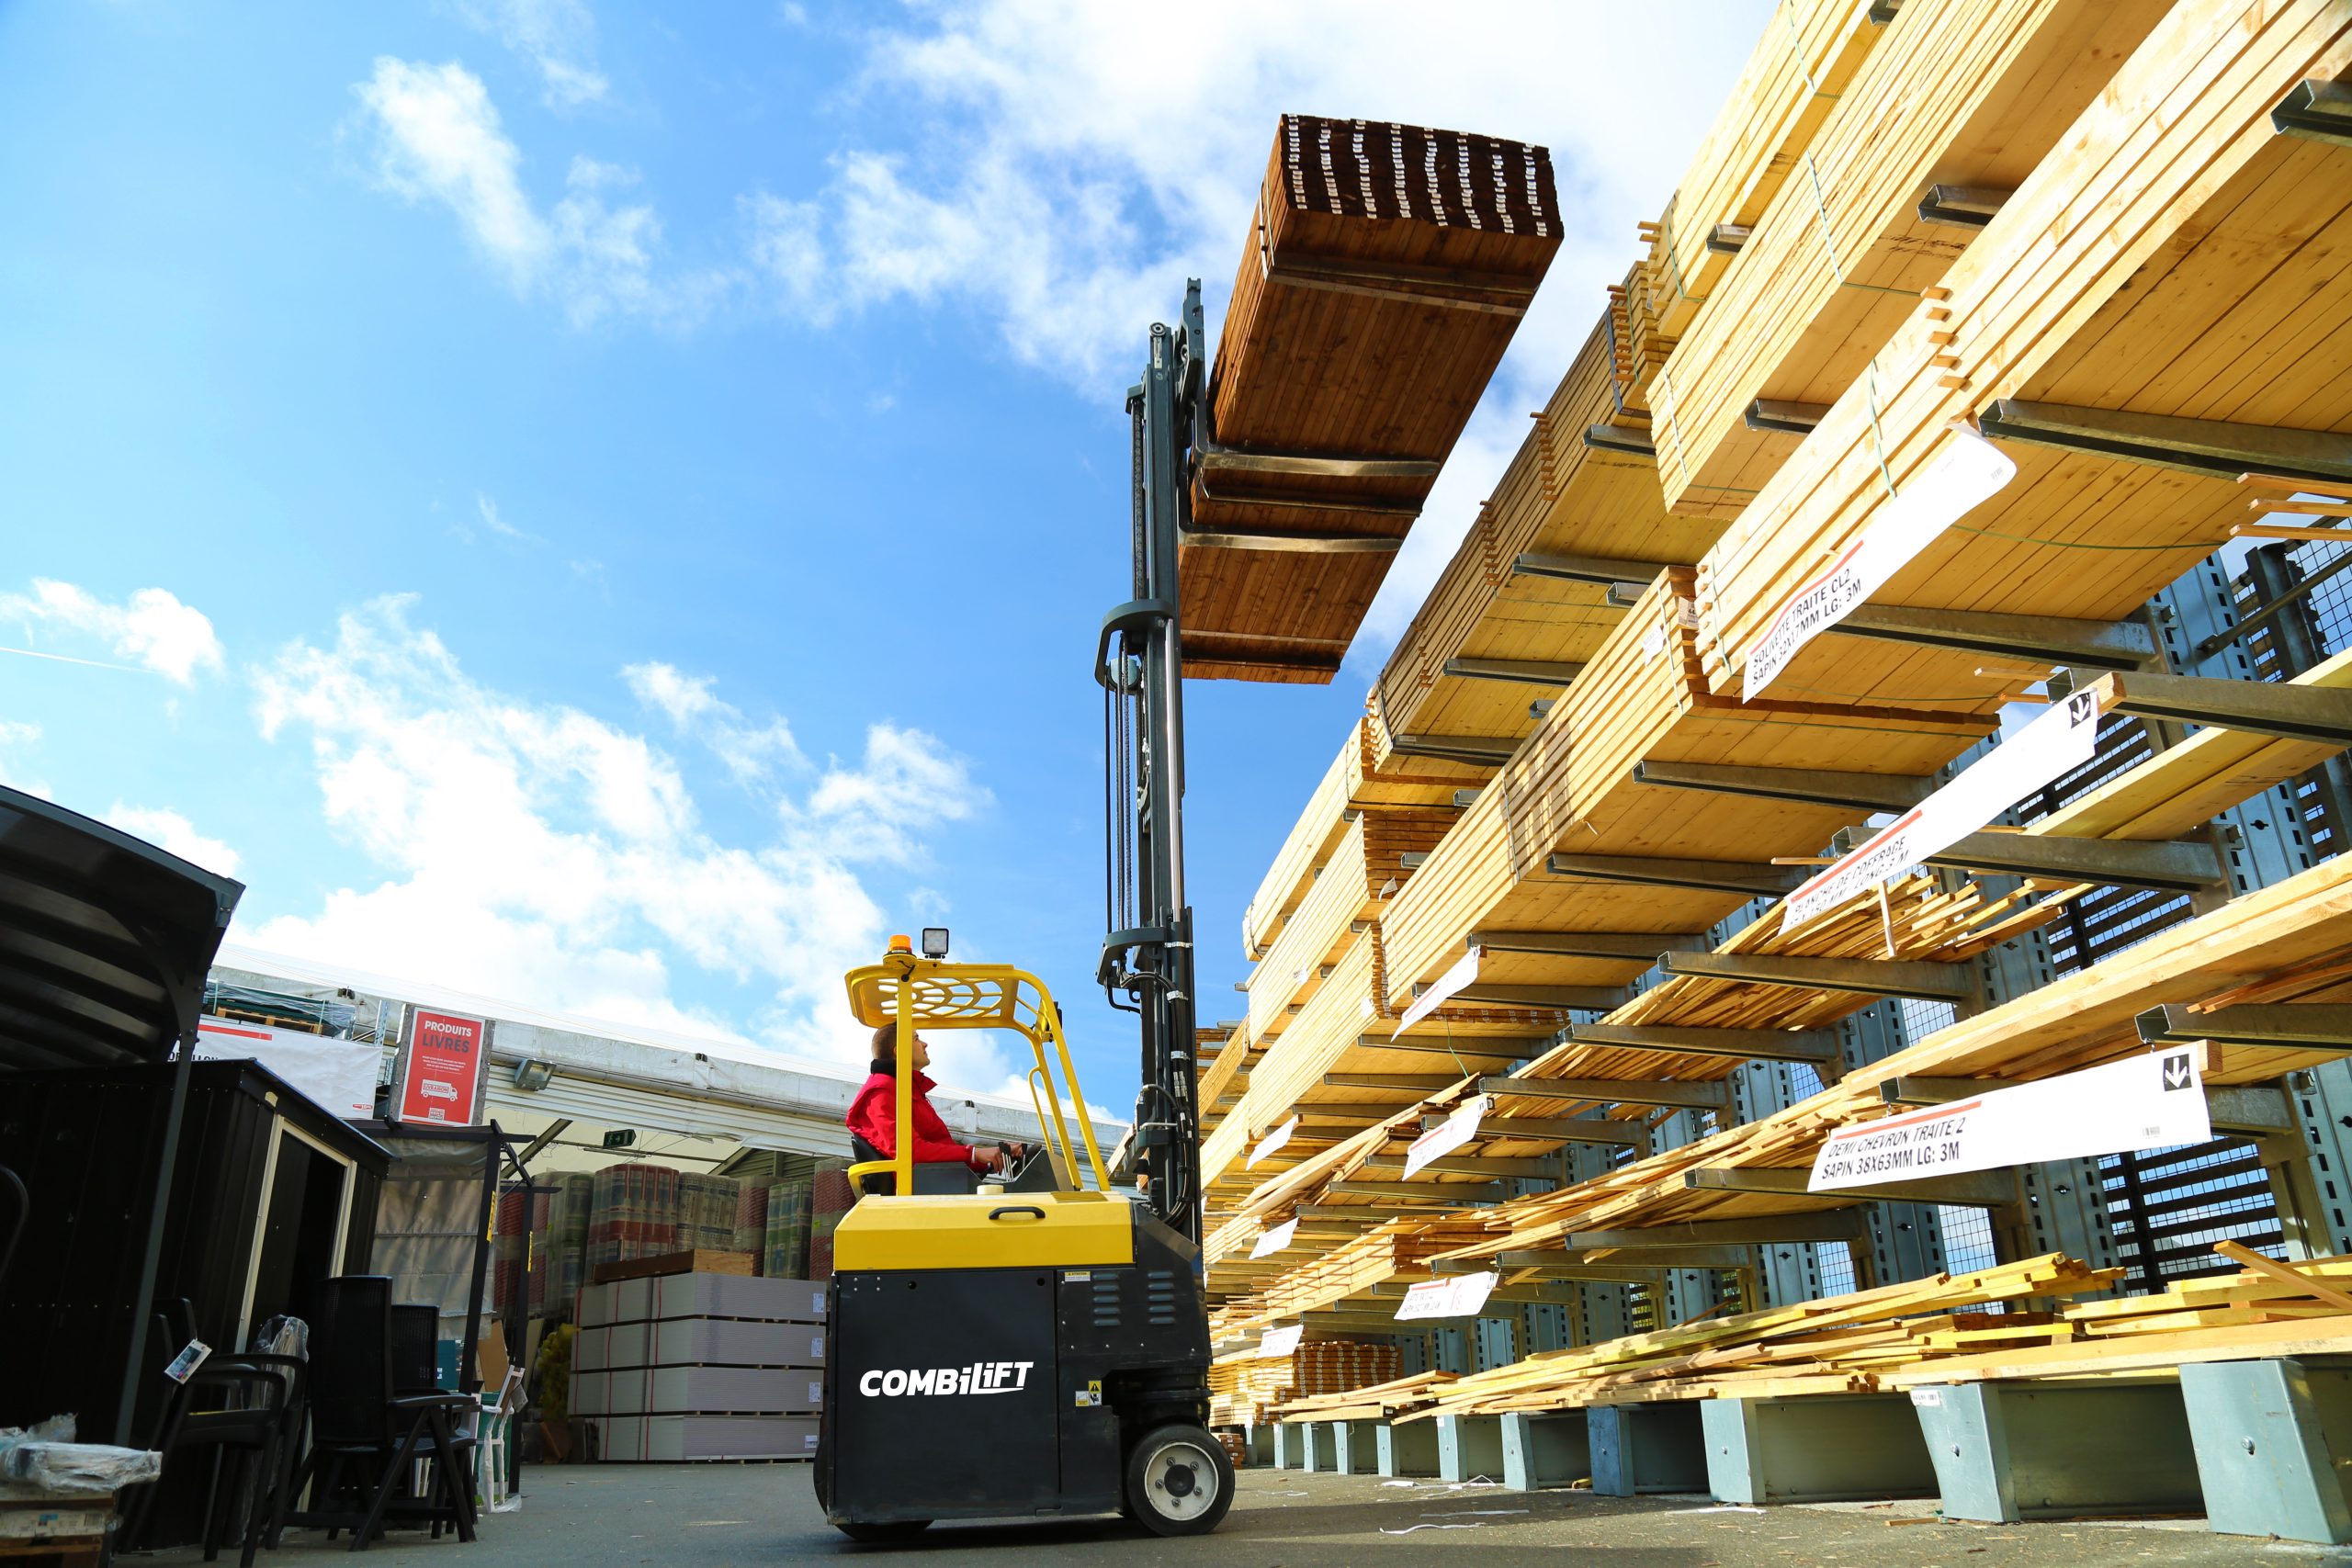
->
0;579;225;684
0;721;40;794
249;598;997;1075
466;491;548;546
351;60;726;326
458;0;609;107
354;58;550;288
104;806;243;878
622;660;806;784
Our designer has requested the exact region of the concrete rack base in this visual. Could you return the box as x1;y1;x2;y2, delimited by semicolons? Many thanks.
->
2181;1355;2352;1545
1702;1393;1937;1504
1911;1379;2201;1522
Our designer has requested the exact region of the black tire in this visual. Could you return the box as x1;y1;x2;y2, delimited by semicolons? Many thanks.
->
833;1518;932;1544
1123;1424;1233;1537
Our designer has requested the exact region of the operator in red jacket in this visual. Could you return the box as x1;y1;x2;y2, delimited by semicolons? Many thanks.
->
845;1021;1025;1177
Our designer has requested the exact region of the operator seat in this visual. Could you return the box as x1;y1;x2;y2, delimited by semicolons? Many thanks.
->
848;1135;979;1197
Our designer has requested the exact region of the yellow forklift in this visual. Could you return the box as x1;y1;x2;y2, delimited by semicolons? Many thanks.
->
815;284;1230;1541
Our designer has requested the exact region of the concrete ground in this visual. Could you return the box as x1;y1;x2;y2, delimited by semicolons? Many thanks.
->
137;1463;2352;1567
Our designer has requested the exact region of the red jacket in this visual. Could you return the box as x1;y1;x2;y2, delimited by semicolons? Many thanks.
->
845;1063;986;1169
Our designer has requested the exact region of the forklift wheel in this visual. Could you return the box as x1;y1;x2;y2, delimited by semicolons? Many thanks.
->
833;1519;932;1544
1123;1424;1233;1536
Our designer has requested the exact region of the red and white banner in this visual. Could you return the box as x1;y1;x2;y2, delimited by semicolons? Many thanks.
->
1395;1271;1499;1322
1402;1096;1489;1179
1808;1048;2209;1192
195;1018;379;1119
1742;429;2018;701
394;1009;489;1125
1783;687;2102;929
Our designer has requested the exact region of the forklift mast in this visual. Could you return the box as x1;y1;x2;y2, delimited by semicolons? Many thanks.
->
1095;279;1208;1247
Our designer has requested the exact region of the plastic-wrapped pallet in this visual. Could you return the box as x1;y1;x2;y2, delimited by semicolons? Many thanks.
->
573;1269;828;1461
546;1173;594;1319
731;1177;774;1270
587;1164;681;1279
675;1172;740;1253
763;1178;811;1280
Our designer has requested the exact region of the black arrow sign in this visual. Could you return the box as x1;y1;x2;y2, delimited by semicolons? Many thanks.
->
2161;1052;2192;1092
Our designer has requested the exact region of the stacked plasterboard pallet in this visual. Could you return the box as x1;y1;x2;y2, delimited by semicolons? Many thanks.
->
575;1271;828;1461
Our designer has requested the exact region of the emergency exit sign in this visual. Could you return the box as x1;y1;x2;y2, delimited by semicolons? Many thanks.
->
602;1129;638;1149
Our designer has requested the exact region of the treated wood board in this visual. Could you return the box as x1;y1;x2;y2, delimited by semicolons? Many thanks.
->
1185;115;1564;682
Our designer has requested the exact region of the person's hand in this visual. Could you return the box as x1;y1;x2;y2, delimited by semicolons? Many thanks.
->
997;1141;1028;1173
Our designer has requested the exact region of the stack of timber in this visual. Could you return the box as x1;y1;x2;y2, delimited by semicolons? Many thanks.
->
1187;115;1563;683
1620;0;1892;413
1240;714;1487;963
1366;313;1731;784
1649;0;2173;516
1200;922;1568;1192
1268;1369;1457;1424
1205;1338;1404;1428
1414;1252;2120;1416
1693;0;2352;697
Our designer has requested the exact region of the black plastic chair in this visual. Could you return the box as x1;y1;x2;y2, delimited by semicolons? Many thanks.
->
289;1277;477;1551
120;1301;305;1567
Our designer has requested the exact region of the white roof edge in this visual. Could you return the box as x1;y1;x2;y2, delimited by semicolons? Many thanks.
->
210;942;1123;1137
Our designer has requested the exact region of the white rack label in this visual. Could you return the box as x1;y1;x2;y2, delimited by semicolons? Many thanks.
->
1249;1117;1299;1168
1403;1096;1490;1179
1808;1049;2209;1192
1395;1271;1499;1322
1257;1324;1305;1358
1250;1218;1300;1259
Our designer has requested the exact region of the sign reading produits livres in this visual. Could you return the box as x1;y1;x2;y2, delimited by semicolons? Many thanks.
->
1395;946;1485;1035
1742;429;2018;701
1250;1218;1300;1259
1249;1116;1299;1168
393;1009;489;1125
1395;1271;1500;1322
1257;1324;1304;1358
1783;688;2102;929
194;1017;380;1119
1808;1049;2210;1193
1402;1096;1491;1179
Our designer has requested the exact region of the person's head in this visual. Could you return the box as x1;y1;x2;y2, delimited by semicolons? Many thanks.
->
870;1020;932;1072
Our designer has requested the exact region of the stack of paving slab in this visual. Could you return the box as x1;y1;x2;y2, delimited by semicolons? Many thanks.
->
574;1269;829;1461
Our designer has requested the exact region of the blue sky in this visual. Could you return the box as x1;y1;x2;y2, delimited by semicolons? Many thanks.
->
0;1;1761;1109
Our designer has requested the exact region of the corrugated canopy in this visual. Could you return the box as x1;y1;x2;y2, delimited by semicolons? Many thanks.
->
0;784;243;1071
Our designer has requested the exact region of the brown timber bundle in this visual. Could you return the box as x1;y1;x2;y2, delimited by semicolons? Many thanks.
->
1185;115;1562;683
1413;1253;2121;1416
1207;1338;1405;1428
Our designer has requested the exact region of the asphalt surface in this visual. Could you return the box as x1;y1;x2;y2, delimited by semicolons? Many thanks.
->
138;1462;2352;1567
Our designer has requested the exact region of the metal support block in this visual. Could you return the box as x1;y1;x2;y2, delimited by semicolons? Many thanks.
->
1237;1424;1273;1466
1438;1414;1508;1483
1745;399;1827;434
2139;1001;2352;1049
2277;78;2352;147
1657;950;1975;1001
1702;1393;1938;1504
1982;400;2352;487
1910;1380;2202;1521
2179;1357;2352;1543
1299;1419;1335;1473
1916;184;2011;228
2095;668;2352;746
1834;604;2159;670
1500;1411;1591;1492
1510;550;1672;591
1631;759;1930;812
1329;1420;1379;1476
1472;1114;1651;1149
1560;1212;1868;1249
1327;1179;1503;1202
1180;523;1404;553
1568;1021;1843;1067
1588;1403;1708;1496
1472;930;1708;960
1544;853;1805;897
1682;1165;2018;1206
1272;1419;1298;1470
1377;1420;1442;1478
1451;983;1631;1010
1385;731;1520;765
1583;425;1657;458
1442;656;1588;686
1480;1075;1728;1110
1362;1153;1562;1180
1510;1244;1756;1270
1912;829;2223;892
1354;1033;1533;1059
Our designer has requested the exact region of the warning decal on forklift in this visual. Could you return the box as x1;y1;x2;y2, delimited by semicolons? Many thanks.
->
1077;1381;1103;1408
